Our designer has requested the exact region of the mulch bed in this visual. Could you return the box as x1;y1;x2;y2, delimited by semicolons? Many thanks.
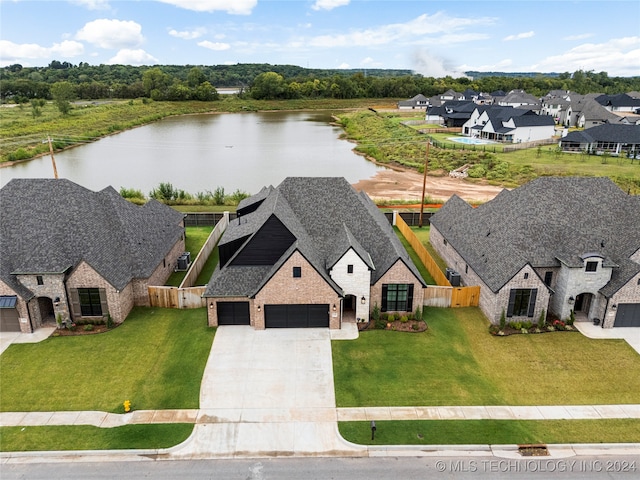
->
51;324;117;336
358;319;428;333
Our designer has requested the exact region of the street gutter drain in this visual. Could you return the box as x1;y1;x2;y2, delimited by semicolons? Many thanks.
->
518;444;549;456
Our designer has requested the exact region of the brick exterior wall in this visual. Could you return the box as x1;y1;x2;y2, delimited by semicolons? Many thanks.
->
496;265;550;324
15;273;68;332
371;260;425;315
329;249;371;322
133;236;186;307
604;270;640;328
254;251;342;329
207;296;254;327
0;279;32;333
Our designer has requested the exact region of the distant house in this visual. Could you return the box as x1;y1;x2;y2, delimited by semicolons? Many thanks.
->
595;93;640;113
559;124;640;156
425;100;477;127
430;177;640;328
398;94;429;110
203;177;426;329
0;179;186;333
462;106;556;143
427;89;464;107
498;90;540;109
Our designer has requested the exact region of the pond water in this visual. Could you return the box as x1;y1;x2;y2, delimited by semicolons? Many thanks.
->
0;111;384;195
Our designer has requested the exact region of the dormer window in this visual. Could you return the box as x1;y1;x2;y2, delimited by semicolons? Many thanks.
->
293;267;301;278
347;264;354;274
585;261;598;272
36;275;44;285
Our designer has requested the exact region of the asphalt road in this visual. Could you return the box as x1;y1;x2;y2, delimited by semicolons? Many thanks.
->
2;456;639;479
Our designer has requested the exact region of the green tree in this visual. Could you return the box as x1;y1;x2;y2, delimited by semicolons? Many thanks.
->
250;71;285;100
142;67;172;98
186;67;206;87
30;98;45;118
194;81;218;101
50;81;76;114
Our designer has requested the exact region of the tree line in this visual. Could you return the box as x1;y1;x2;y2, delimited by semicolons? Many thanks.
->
2;61;639;105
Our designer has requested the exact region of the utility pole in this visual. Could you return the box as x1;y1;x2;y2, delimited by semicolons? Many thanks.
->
419;138;430;228
47;136;59;179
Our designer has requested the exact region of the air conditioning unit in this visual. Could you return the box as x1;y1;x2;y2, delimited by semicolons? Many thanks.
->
445;268;455;281
450;272;461;287
176;252;191;271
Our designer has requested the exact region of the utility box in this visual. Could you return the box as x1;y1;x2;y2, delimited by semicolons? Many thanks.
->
449;272;461;286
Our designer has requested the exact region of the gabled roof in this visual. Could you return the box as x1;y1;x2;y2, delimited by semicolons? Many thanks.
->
0;178;185;297
205;177;426;298
561;124;640;144
595;93;640;108
430;177;640;296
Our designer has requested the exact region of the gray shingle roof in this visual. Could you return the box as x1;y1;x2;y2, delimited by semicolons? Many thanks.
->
205;177;425;298
0;179;185;297
430;177;640;296
561;124;640;144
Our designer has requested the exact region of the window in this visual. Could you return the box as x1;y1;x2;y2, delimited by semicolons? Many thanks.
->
36;275;44;286
78;288;103;316
293;266;301;278
585;261;598;272
347;264;354;274
507;288;537;317
381;284;414;312
544;271;553;286
524;272;529;279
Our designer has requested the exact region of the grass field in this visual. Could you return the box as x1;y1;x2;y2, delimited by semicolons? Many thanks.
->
339;419;640;445
0;307;214;413
0;424;193;452
165;226;214;287
332;307;640;407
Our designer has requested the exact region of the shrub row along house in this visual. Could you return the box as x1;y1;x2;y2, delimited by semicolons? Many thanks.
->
203;177;426;329
430;177;640;328
0;179;186;333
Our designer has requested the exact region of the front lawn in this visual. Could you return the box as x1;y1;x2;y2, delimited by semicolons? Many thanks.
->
333;307;640;407
0;424;194;452
339;419;640;445
0;307;214;413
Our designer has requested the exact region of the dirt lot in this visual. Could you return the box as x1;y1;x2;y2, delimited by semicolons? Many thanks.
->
352;168;506;203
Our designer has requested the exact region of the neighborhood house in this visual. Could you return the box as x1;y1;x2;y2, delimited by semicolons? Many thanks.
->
204;177;426;329
429;177;640;328
0;179;186;333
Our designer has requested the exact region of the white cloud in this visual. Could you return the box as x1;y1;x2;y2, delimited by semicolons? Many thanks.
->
503;31;535;41
563;33;594;41
412;49;467;78
312;0;350;11
76;19;144;49
198;40;231;51
0;39;84;63
309;12;495;48
457;58;513;72
107;49;158;65
155;0;256;15
532;36;640;76
69;0;110;10
168;27;207;40
337;62;350;69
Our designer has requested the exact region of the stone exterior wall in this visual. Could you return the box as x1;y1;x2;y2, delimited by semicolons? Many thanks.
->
496;264;550;324
15;273;67;331
371;260;425;314
0;279;32;333
329;249;371;322
254;251;341;329
207;296;253;327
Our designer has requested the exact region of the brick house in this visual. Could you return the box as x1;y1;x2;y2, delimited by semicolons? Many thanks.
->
204;177;426;329
429;177;640;328
0;179;186;333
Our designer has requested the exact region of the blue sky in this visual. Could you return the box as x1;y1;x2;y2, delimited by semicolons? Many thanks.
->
1;0;639;76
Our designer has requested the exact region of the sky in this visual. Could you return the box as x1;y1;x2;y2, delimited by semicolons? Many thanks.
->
0;0;639;77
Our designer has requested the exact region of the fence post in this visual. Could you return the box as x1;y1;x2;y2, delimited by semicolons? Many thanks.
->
392;210;398;226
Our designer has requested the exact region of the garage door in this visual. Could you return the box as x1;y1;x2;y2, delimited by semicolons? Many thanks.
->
217;301;250;325
614;303;640;327
264;304;329;328
0;296;20;332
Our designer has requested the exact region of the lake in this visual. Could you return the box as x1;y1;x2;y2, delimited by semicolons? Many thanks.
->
0;111;383;195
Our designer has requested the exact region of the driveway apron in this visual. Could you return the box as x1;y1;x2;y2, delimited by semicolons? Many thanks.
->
175;326;362;458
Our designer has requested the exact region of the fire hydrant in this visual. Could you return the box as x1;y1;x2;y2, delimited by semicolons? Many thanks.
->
123;400;131;413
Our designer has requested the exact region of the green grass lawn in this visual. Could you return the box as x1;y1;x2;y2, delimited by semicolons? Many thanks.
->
0;424;194;452
0;307;214;413
339;419;640;445
165;226;214;286
333;307;640;407
394;227;435;285
195;246;219;286
408;225;449;274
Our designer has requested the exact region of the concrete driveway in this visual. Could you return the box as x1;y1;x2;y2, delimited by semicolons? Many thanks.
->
575;322;640;355
174;326;362;458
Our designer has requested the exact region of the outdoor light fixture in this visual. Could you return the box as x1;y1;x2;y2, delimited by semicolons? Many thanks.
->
611;304;617;310
361;296;366;304
53;297;60;307
332;304;337;311
568;296;575;304
257;305;261;312
209;303;214;309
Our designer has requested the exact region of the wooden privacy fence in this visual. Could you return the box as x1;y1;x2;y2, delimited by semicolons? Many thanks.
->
180;212;229;289
394;214;480;308
148;212;229;309
148;286;206;309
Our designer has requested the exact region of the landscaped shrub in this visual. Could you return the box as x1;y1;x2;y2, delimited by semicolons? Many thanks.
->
83;324;94;332
375;318;387;330
393;312;401;321
522;321;533;330
568;310;575;325
400;315;409;323
499;309;506;331
371;303;380;322
537;309;546;329
380;312;389;321
414;305;422;321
